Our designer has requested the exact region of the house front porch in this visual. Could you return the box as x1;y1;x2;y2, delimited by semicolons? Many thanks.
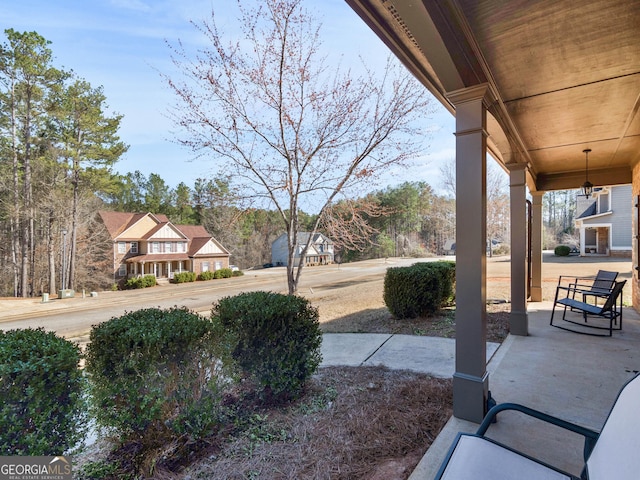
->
409;302;640;479
126;254;192;279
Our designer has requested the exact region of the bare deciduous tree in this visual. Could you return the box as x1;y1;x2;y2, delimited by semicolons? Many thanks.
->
166;0;432;293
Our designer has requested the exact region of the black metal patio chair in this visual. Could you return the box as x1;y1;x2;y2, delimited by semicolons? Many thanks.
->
557;270;618;307
550;280;626;336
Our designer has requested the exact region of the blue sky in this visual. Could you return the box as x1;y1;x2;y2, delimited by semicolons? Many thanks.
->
1;0;456;196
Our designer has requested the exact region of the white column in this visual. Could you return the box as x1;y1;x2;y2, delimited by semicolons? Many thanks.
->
530;192;544;302
447;84;491;423
508;163;528;336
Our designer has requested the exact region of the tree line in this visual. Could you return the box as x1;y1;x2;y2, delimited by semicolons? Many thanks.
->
0;21;569;299
0;29;127;297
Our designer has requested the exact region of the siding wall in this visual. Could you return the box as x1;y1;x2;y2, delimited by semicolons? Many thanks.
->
197;239;226;254
271;234;291;266
610;185;632;248
149;224;184;239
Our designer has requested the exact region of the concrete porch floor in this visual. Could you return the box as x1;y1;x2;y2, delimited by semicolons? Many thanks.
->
409;301;640;479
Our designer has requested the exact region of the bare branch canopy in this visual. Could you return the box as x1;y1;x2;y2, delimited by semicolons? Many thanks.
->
165;0;433;293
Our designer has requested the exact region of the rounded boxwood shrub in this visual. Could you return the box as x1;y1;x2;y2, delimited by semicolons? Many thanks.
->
212;291;322;403
173;271;196;283
0;328;87;455
213;268;233;279
384;261;456;319
85;307;230;442
199;270;215;281
124;276;143;289
124;274;156;289
554;245;571;256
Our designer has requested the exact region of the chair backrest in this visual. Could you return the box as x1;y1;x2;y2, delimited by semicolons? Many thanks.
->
600;280;626;312
586;374;640;479
591;270;618;294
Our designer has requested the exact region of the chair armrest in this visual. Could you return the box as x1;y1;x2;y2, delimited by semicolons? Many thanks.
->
558;275;594;286
555;284;598;298
477;403;599;461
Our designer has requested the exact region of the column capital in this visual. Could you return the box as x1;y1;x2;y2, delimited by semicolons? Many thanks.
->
446;83;495;107
504;162;528;173
530;190;545;200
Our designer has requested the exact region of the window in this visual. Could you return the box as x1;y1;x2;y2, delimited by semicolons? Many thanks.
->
117;242;126;254
131;242;138;254
152;242;160;253
165;242;172;253
177;242;185;253
118;264;127;276
202;262;210;272
215;261;222;270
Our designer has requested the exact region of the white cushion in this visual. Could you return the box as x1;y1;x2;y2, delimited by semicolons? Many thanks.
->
440;435;571;480
586;375;640;480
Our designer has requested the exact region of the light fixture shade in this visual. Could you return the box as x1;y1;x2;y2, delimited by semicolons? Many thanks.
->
581;180;593;198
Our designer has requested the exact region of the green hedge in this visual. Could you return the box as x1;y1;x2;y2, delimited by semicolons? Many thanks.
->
0;328;86;455
383;261;456;319
85;307;229;442
214;268;233;279
173;271;197;283
199;270;215;281
124;274;156;289
212;291;322;403
554;245;571;256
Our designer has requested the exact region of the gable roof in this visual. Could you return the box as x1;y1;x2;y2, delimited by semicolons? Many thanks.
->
98;211;175;239
176;225;231;256
142;222;188;240
177;225;213;239
296;232;333;244
99;211;147;239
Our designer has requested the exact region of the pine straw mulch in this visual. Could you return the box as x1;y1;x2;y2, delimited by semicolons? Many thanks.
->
181;367;452;480
320;302;511;344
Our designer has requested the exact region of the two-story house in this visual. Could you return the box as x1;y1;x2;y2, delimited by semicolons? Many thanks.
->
271;232;334;267
98;211;231;284
575;185;632;257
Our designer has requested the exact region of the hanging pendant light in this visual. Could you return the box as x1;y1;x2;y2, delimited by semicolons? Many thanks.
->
581;149;593;198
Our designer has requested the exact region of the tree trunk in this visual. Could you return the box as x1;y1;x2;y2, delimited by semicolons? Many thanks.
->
69;157;80;290
48;212;56;294
10;81;20;297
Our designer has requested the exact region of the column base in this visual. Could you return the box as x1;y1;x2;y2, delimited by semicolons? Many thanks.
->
530;286;542;302
453;371;489;423
510;309;529;336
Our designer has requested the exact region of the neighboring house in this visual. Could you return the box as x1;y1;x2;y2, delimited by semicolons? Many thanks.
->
98;211;231;284
443;239;456;255
574;185;632;257
271;232;334;267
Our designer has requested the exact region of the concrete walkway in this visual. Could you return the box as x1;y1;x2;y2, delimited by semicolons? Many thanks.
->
321;333;500;377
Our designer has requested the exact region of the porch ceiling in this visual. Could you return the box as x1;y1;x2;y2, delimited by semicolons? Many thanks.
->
345;0;640;192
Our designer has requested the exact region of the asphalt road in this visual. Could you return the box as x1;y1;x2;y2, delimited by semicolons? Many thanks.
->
0;257;423;343
1;253;631;345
